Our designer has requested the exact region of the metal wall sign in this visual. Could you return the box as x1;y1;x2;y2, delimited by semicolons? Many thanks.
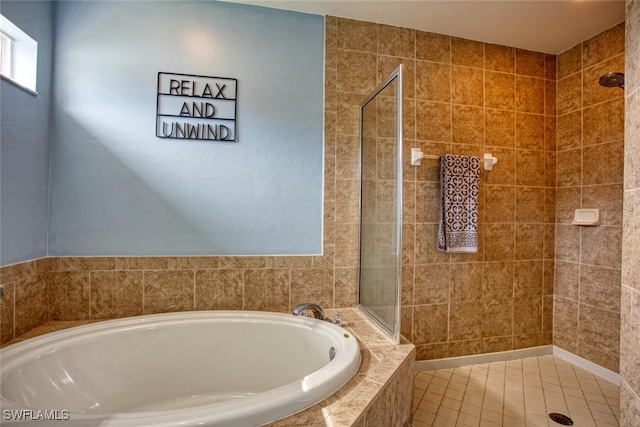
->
156;72;237;141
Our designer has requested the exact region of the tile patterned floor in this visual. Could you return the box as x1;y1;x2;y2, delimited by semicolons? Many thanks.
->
411;355;620;427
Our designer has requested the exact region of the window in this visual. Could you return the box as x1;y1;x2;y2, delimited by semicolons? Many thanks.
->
0;14;37;94
0;30;13;75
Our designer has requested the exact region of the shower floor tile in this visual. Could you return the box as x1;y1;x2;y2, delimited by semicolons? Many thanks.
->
411;354;619;427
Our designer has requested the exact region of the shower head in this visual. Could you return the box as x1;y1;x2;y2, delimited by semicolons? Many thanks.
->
599;72;625;89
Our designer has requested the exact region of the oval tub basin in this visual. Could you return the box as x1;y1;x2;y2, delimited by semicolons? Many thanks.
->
0;311;361;426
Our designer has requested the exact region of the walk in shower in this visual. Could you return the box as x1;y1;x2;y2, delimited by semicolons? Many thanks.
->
357;65;403;344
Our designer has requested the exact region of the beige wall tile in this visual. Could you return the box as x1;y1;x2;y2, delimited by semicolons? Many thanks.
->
583;99;625;146
580;226;622;269
516;49;546;78
544;188;557;224
415;342;448;361
481;298;513;337
485;109;516;148
414;264;450;305
415;31;450;63
415;182;440;223
244;269;290;312
1;282;14;345
168;257;219;270
335;135;360;180
414;223;451;264
515;225;545;260
514;297;542;335
336;18;377;52
450;263;482;301
545;116;557;151
336;93;363;136
579;265;621;312
582;140;624;184
554;296;579;338
544;151;557;188
557;73;582;115
483;224;515;261
485;72;515;110
626;92;640;191
516;113;545;150
578;304;620;355
485;185;515;223
484;147;516;185
337;50;377;95
514;260;543;296
334;224;359;268
557;44;581;79
516;186;545;223
143;270;194;314
50;257;116;271
91;271;143;319
416;61;451;102
582;22;625;68
621;286;640;398
48;271;90;320
555;224;580;262
377;24;415;58
116;257;170;270
217;256;267;269
482;261;515;300
556;112;582;151
334;267;357;307
627;1;640;93
582;184;623;226
556;149;582;187
515;149;545;186
545;54;556;80
485;43;515;73
555;261;580;301
483;336;513;354
290;268;333;309
195;269;243;310
451;37;483;68
413;304;448;344
516;76;545;114
416;101;452;142
449;301;482;341
545;80;557;116
452;66;484;107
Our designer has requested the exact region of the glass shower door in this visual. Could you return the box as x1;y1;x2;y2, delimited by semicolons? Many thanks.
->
358;65;402;343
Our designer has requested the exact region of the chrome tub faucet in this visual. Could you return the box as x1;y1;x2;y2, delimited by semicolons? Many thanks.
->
293;303;326;321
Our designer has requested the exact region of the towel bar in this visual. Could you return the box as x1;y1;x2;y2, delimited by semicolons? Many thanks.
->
410;148;498;171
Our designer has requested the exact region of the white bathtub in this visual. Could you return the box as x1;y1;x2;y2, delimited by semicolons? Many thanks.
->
0;311;361;426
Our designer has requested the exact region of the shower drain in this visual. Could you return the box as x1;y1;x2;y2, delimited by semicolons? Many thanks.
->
549;412;574;425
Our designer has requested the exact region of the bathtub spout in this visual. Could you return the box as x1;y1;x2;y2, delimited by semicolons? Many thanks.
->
293;303;326;321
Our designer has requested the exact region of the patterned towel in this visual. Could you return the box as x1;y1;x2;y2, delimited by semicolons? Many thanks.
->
438;155;480;253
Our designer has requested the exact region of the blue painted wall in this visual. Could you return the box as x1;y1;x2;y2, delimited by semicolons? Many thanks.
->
48;1;324;256
0;1;53;265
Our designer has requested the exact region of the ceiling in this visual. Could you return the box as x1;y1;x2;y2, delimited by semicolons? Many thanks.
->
224;0;625;55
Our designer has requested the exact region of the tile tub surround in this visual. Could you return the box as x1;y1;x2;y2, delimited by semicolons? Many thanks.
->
2;308;416;427
0;256;346;346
